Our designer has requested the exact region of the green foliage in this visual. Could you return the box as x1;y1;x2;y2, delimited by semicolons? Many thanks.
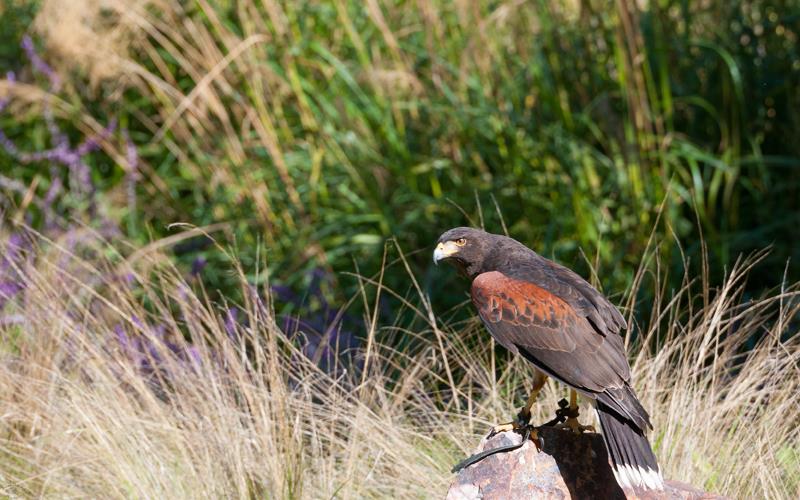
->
0;1;37;69
1;0;799;309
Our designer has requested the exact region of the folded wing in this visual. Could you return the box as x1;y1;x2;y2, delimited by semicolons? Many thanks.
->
471;271;650;430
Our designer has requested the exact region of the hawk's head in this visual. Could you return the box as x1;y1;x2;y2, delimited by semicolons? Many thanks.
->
433;227;497;278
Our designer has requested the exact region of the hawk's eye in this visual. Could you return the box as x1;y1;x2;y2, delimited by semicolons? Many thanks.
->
455;238;467;246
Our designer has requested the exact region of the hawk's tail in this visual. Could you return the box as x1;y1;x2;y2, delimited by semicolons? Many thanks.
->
596;402;664;491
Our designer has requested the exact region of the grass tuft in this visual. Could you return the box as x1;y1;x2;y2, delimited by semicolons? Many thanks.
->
1;228;797;498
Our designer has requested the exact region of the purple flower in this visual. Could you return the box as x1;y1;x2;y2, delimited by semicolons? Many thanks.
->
130;315;145;331
75;119;116;156
185;346;202;366
21;35;60;91
0;233;31;310
114;318;206;380
1;36;120;202
270;267;361;375
121;128;139;179
190;257;207;277
270;284;299;305
224;307;239;337
0;129;19;157
1;233;24;269
43;168;62;204
0;281;24;309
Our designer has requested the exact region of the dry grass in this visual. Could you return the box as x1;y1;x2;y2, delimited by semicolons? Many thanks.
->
0;228;798;499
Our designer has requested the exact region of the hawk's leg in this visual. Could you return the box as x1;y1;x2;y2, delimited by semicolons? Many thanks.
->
489;371;548;436
555;389;595;434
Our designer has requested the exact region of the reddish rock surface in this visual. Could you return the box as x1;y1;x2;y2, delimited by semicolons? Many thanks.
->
447;427;726;500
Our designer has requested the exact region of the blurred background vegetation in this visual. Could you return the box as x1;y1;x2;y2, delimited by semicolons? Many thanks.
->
1;0;799;320
3;3;799;496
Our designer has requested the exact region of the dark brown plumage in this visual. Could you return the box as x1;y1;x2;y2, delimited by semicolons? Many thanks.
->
434;227;663;490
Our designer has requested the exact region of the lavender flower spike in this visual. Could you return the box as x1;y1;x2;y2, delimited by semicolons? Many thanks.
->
21;35;60;91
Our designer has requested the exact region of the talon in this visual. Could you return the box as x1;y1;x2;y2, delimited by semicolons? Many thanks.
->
530;427;543;451
488;405;533;438
555;417;595;434
552;390;594;434
488;421;517;437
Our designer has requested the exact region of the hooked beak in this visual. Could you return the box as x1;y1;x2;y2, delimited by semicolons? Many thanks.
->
433;241;460;265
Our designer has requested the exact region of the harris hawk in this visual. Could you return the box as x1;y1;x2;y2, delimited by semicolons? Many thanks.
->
433;227;663;491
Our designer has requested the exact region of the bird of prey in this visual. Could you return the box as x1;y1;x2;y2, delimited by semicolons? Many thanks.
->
433;227;663;491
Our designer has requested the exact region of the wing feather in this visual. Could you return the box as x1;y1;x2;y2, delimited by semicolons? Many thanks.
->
471;271;631;394
485;240;627;336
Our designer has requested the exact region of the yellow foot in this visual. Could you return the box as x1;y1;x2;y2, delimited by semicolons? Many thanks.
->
529;427;542;451
487;422;543;451
555;416;595;434
488;409;532;437
488;421;518;435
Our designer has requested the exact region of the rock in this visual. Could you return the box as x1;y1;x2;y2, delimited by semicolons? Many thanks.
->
446;427;726;500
